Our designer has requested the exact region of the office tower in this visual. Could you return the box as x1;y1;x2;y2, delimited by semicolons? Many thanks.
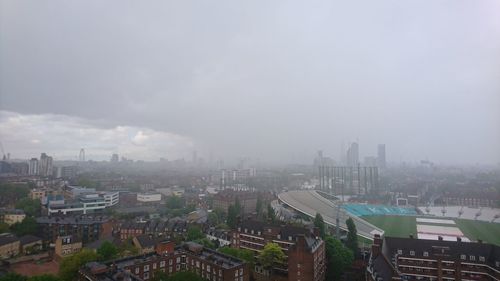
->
346;142;359;167
79;149;85;162
111;154;119;162
29;158;39;175
39;153;53;177
377;144;386;168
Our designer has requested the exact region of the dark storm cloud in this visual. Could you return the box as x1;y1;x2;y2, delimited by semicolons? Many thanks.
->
1;0;499;163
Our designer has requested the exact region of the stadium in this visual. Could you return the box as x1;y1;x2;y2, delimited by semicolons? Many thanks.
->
277;190;500;246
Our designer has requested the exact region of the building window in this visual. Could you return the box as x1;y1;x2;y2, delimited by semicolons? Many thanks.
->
144;272;149;280
176;257;180;263
160;261;165;268
239;268;243;275
423;251;429;257
143;265;150;272
153;263;157;270
479;256;485;262
197;261;200;268
470;255;475;261
461;254;466;260
207;265;211;272
397;249;403;255
235;270;238;277
176;264;180;271
135;268;140;274
410;251;415;256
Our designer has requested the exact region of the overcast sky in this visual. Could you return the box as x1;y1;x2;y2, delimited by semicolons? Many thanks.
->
1;0;499;164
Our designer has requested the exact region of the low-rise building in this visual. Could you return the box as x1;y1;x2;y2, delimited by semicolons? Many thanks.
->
367;235;500;281
55;235;82;260
78;242;249;281
36;215;112;244
0;209;26;225
137;193;162;203
19;235;43;254
48;192;119;216
0;235;20;259
231;220;326;281
133;235;156;255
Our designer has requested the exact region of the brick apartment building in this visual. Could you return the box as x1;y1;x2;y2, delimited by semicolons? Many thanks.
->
78;242;249;281
36;215;113;244
231;220;326;281
213;190;273;215
367;235;500;281
119;219;187;240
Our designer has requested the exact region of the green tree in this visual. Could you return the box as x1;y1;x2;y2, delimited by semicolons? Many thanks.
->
59;249;99;281
234;198;242;215
15;198;41;217
207;212;219;226
258;243;286;269
0;222;9;233
194;238;216;249
27;275;61;281
227;204;238;228
218;247;255;266
256;195;263;218
11;217;37;236
324;236;354;281
314;213;326;238
166;195;184;209
346;217;358;254
97;241;118;261
186;226;204;241
267;204;276;223
0;273;26;281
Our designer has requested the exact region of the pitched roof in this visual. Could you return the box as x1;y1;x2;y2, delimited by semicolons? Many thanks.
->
19;235;42;246
134;235;155;248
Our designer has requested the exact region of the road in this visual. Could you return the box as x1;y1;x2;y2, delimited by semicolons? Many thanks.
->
278;190;383;240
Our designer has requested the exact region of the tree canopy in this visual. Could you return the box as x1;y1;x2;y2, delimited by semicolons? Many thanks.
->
15;198;41;217
345;217;358;254
266;204;276;223
59;249;99;281
314;213;326;238
227;204;238;228
218;247;255;266
258;243;286;269
186;225;204;241
324;236;354;281
11;217;37;236
97;241;118;261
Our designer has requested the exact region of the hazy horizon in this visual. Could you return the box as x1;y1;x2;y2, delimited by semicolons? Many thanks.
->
1;1;500;165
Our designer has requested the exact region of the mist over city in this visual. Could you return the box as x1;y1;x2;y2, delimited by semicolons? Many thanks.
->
1;1;499;165
0;1;499;281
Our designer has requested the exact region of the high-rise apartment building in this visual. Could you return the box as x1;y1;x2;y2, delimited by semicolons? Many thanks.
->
377;144;386;168
346;142;359;167
28;158;39;175
39;153;53;177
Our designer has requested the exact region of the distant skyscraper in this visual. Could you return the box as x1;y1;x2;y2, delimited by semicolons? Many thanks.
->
346;142;359;167
79;148;85;162
377;144;386;168
28;158;39;175
111;154;119;162
39;153;53;177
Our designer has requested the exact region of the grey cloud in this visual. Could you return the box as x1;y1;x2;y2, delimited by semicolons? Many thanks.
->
1;0;499;164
